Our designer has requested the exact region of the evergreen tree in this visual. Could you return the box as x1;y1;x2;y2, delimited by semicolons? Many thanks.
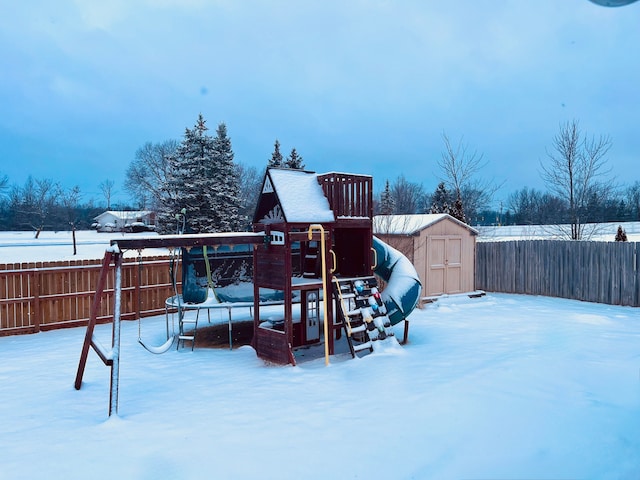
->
615;225;628;242
429;182;451;215
450;194;466;223
159;114;215;233
284;148;305;169
268;139;283;167
156;115;241;234
379;180;395;215
211;122;242;231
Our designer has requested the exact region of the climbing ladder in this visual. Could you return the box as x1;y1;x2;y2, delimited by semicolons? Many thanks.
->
302;242;319;278
333;276;394;358
177;311;198;350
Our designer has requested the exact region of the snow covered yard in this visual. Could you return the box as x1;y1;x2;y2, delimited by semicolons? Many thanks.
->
0;230;164;263
1;293;639;479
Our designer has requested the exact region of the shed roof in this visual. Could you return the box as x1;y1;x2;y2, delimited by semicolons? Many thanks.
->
373;213;479;236
264;169;335;223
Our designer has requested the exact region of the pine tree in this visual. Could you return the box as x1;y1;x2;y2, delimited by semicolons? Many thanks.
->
211;122;242;232
429;182;451;215
615;225;628;242
156;115;242;234
268;139;283;168
284;148;305;169
379;180;395;215
450;194;466;223
175;114;216;233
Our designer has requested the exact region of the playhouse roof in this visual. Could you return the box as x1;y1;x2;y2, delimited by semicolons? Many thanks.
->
261;169;335;224
373;213;479;235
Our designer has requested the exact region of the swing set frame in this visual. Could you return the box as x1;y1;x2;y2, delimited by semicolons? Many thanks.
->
74;232;265;416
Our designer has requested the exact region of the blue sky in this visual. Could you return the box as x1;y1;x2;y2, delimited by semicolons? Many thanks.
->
1;0;639;207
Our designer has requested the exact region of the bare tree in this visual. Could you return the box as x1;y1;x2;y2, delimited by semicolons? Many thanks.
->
372;214;419;261
236;163;264;228
438;133;501;224
540;120;614;240
99;179;115;209
9;177;60;237
124;140;178;209
389;175;425;214
0;173;7;194
60;186;81;254
507;187;568;225
625;181;640;221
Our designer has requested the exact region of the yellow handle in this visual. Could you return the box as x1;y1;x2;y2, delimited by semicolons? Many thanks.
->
329;249;337;273
371;247;377;270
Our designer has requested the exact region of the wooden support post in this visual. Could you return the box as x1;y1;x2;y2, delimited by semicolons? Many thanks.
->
401;320;410;345
75;250;115;391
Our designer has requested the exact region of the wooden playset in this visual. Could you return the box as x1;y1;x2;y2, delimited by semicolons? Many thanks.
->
75;168;421;415
251;168;378;364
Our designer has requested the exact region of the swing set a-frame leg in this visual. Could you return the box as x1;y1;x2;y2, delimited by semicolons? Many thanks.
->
74;248;124;416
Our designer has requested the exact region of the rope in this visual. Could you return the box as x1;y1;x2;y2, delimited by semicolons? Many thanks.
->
202;245;221;302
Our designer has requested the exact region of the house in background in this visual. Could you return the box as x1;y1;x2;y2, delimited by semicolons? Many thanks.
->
374;213;478;299
92;210;156;233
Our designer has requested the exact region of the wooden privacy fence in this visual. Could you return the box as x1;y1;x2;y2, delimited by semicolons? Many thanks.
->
476;240;640;306
0;255;178;336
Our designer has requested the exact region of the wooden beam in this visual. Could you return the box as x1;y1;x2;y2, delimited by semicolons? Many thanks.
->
110;232;266;250
288;231;329;243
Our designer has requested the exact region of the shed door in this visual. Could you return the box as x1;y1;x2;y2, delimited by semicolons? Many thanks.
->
427;236;462;296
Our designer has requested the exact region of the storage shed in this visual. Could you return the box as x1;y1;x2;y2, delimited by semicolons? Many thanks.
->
373;214;478;299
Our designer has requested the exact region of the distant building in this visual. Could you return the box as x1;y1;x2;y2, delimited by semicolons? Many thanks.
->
92;210;156;233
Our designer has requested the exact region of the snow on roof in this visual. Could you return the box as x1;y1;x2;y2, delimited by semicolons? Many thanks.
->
94;210;153;221
268;169;335;223
373;213;479;235
319;171;373;178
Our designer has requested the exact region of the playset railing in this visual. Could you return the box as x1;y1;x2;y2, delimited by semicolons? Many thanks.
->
316;172;373;219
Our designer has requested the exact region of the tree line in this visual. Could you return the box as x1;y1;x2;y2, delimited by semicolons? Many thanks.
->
377;120;639;240
0;115;304;234
0;176;104;235
0;117;637;240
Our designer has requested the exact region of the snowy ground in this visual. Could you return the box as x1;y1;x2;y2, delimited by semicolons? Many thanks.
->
1;293;639;479
0;230;164;263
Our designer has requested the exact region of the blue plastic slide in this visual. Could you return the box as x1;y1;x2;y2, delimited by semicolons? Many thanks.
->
372;236;422;325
